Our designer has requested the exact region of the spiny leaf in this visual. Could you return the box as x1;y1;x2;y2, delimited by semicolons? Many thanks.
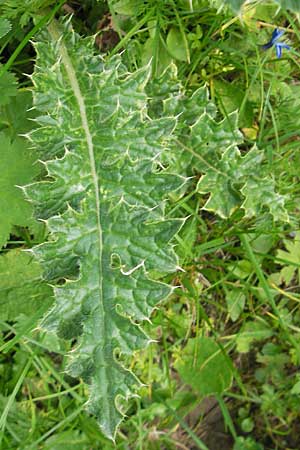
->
241;176;288;221
148;68;288;221
0;249;53;322
27;21;184;440
0;133;39;248
197;146;288;220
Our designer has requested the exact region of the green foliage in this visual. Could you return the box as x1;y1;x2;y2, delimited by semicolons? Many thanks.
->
148;68;288;220
166;27;189;62
175;337;232;395
110;0;147;15
270;231;300;285
0;249;53;321
233;437;264;450
0;133;39;248
27;21;184;440
24;16;291;439
0;91;36;140
225;289;245;322
0;18;11;39
224;0;300;12
236;319;274;353
277;0;300;11
2;0;300;448
0;69;17;106
0;0;56;26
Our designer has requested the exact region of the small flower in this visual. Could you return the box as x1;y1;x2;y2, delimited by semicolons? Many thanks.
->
262;28;291;58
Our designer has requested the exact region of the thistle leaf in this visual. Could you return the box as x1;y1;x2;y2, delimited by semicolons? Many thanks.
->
27;21;183;439
148;69;287;221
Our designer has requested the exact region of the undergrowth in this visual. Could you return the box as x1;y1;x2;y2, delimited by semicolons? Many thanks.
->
1;1;300;449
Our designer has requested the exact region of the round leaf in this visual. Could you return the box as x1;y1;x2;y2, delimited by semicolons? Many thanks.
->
175;337;232;395
166;27;189;62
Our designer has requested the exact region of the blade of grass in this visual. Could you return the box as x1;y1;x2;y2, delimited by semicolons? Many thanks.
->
0;302;52;353
109;9;154;57
216;394;237;441
25;404;85;449
165;404;210;450
0;357;33;446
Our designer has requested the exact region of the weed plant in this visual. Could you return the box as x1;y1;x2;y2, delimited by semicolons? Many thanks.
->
0;1;300;449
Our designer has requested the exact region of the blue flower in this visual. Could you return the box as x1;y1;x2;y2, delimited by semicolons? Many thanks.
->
262;28;291;58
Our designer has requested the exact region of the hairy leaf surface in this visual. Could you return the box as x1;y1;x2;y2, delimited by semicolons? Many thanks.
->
26;22;183;439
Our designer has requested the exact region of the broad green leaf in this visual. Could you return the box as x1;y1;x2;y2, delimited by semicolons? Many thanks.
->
142;37;172;77
0;68;17;106
0;18;11;39
236;320;274;353
291;380;300;395
0;133;39;248
166;27;189;62
0;249;53;322
227;259;252;279
27;21;184;440
226;289;245;321
0;91;37;140
175;337;232;395
110;0;145;15
250;233;275;255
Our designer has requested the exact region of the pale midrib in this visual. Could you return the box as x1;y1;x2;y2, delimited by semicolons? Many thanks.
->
48;21;108;416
